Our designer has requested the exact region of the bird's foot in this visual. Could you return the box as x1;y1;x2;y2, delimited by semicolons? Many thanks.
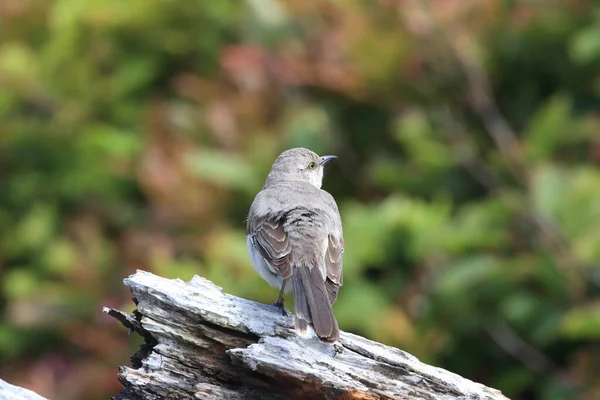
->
332;341;344;356
271;300;288;316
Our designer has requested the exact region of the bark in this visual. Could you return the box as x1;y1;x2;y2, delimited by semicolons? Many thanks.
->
104;270;510;400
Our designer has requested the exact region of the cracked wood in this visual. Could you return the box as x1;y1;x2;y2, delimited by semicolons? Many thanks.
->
104;270;510;400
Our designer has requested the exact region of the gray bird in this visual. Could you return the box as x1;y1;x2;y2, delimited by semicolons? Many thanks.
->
246;148;344;342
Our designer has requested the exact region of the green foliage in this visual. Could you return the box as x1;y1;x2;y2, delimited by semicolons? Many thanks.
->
1;1;600;399
561;301;600;340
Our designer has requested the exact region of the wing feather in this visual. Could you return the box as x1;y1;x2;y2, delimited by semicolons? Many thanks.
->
251;217;293;278
325;234;344;304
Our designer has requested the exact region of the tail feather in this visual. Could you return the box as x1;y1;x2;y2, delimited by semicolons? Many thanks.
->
293;265;340;342
293;272;310;334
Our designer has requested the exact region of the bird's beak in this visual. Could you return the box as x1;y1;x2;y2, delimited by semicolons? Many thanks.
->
319;155;337;166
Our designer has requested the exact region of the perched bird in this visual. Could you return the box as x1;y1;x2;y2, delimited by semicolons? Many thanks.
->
246;148;344;342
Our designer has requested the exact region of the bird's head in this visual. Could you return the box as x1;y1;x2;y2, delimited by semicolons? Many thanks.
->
265;148;337;188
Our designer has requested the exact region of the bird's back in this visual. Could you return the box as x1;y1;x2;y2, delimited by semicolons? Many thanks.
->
246;150;344;342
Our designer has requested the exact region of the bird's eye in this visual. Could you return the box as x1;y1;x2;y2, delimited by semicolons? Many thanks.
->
307;162;316;170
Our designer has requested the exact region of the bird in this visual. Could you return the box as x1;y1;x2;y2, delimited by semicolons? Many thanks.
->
246;148;344;342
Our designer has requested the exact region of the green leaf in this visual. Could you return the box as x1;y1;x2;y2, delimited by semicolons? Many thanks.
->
561;302;600;339
501;292;543;325
3;268;39;299
531;165;600;243
283;105;334;152
394;110;452;169
335;282;388;333
186;149;261;193
524;95;572;161
79;124;142;159
0;326;26;359
570;26;600;64
341;201;394;278
437;256;502;294
530;164;567;220
43;238;79;276
4;204;57;257
0;42;40;85
110;57;159;98
491;368;535;399
444;199;511;253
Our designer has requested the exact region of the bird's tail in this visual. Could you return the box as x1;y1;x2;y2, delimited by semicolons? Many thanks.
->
292;264;340;342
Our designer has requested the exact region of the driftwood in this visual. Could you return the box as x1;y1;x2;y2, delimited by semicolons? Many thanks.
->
0;378;47;400
103;270;510;400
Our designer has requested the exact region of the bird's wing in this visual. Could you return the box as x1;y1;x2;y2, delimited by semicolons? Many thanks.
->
325;234;344;304
250;217;293;279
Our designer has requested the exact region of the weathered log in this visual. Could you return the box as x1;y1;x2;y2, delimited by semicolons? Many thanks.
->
104;270;510;400
0;378;47;400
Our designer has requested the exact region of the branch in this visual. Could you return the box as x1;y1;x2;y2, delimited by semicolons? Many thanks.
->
104;270;510;400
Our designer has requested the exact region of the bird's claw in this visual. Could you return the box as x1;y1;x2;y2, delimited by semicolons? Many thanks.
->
333;341;344;356
272;301;288;316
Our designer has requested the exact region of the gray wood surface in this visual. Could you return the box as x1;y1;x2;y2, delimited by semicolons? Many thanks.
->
104;270;510;400
0;379;47;400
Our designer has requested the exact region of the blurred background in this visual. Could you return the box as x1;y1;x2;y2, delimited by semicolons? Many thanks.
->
1;0;600;399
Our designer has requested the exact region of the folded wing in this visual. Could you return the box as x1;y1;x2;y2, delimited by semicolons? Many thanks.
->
251;217;293;279
325;234;344;304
